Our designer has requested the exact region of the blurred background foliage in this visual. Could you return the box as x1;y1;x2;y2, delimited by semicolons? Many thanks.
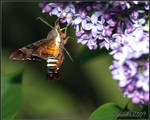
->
2;2;139;119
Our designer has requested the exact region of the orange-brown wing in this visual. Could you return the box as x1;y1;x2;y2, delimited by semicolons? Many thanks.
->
32;40;60;60
9;39;49;60
10;37;64;61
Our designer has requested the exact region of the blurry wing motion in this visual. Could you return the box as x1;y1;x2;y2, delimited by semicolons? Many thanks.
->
9;39;58;61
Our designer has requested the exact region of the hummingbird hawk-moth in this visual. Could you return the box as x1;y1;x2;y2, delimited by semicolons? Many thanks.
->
9;17;72;80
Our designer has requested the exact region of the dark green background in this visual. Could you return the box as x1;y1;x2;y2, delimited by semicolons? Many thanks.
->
2;2;134;119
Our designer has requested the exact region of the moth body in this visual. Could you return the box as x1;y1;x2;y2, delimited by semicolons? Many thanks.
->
9;18;70;80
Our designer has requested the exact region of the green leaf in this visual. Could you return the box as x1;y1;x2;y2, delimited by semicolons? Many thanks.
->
89;103;122;120
2;70;23;119
76;47;110;65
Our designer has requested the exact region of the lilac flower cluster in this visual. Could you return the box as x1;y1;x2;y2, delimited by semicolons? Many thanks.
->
39;1;149;104
109;26;149;104
39;1;148;50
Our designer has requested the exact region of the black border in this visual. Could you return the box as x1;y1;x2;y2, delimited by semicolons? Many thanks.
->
0;0;2;120
1;0;150;2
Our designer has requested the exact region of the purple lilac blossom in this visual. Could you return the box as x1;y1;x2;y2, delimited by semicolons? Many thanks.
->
109;26;149;104
39;1;149;104
39;1;148;50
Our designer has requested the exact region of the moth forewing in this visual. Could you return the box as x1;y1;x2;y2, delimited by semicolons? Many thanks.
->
9;38;48;60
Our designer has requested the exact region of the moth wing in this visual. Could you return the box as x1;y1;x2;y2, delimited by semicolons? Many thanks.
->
9;39;48;60
31;40;58;60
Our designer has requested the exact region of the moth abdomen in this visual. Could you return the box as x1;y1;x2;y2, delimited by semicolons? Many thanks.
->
46;58;60;80
47;58;58;68
46;72;61;81
46;68;61;80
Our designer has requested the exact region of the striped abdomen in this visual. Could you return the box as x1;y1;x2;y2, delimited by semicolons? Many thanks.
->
46;58;61;80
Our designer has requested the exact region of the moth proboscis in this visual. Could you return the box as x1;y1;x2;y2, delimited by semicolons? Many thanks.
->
9;17;73;80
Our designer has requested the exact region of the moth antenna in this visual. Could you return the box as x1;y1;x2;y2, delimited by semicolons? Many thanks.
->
62;47;73;62
37;17;54;29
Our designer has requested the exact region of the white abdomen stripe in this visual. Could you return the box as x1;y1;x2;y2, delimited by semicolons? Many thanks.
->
47;58;58;67
47;59;58;62
47;64;57;67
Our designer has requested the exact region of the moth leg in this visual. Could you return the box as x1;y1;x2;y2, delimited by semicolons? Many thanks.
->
60;23;69;31
60;27;66;31
63;36;70;45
